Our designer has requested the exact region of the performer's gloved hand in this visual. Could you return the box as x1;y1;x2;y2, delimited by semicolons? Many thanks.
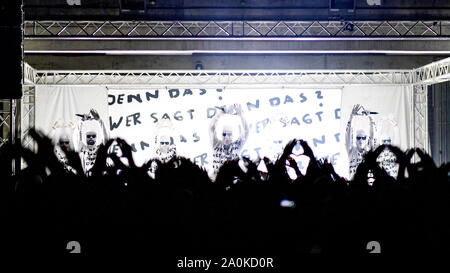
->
360;105;369;116
351;104;361;116
351;104;370;116
90;108;100;120
233;104;242;115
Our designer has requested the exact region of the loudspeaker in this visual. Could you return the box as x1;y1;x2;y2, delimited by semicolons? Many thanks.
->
0;1;23;99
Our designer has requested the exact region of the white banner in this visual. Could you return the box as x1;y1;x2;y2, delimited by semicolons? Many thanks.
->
339;85;413;178
34;85;412;180
35;86;109;148
107;87;344;176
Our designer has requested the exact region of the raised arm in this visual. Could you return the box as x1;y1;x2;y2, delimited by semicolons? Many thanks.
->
90;108;109;143
99;119;109;143
346;104;360;154
367;113;377;149
234;104;249;144
209;106;225;148
73;118;85;152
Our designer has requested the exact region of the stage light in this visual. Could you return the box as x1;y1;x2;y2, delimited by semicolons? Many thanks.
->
345;23;354;32
280;199;296;208
195;62;204;70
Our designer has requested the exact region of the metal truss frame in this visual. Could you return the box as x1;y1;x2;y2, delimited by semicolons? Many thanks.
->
21;86;35;152
0;99;11;148
1;64;36;150
412;57;450;84
17;57;450;158
0;97;18;173
0;90;35;154
33;70;414;87
24;20;450;38
410;58;450;153
24;62;37;85
413;84;429;154
0;91;34;173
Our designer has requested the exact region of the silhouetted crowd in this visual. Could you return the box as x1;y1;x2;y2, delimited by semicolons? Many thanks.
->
0;129;449;256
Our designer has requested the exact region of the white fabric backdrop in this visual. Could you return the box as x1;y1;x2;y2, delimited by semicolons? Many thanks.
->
108;87;344;177
35;86;109;149
339;85;413;178
34;85;413;179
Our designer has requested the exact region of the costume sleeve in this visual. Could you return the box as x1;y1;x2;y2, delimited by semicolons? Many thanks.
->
72;119;83;152
345;113;354;154
368;115;377;149
209;107;225;148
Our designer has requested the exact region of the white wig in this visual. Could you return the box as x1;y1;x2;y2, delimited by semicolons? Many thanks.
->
377;117;398;145
154;127;175;144
154;118;175;143
214;114;243;143
73;119;105;150
50;127;75;150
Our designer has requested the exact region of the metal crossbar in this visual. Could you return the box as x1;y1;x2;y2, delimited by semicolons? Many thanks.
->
21;87;35;152
0;100;10;148
24;20;450;38
24;62;36;85
413;84;429;153
412;57;450;84
12;58;450;159
25;58;449;87
33;70;414;86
